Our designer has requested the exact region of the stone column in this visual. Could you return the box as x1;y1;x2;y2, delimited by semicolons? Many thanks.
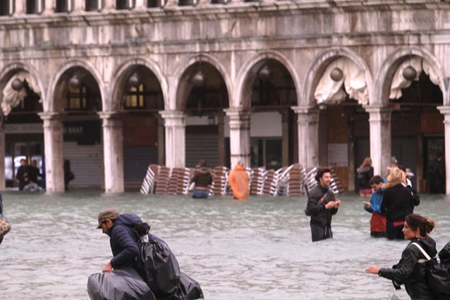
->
438;106;450;194
159;110;186;168
364;105;391;177
15;0;25;15
292;106;319;169
0;118;5;191
104;0;114;9
280;109;289;167
99;112;124;193
39;112;65;192
224;108;251;169
43;0;54;14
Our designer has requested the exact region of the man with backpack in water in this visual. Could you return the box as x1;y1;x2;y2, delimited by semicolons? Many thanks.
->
91;208;203;300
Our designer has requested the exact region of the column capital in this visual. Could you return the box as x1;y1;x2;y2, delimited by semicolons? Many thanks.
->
437;105;450;115
291;105;318;115
363;104;391;114
38;112;63;121
364;105;391;122
98;111;121;120
224;107;250;117
159;110;185;120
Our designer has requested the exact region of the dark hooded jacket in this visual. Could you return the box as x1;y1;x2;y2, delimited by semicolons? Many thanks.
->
306;184;338;227
379;237;437;300
190;168;213;188
109;213;142;269
380;183;415;222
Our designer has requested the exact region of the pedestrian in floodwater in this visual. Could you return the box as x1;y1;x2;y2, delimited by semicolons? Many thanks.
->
16;158;29;191
363;175;386;237
97;208;168;273
365;213;437;300
305;167;341;242
227;161;249;200
64;159;75;191
357;157;374;197
426;152;446;194
190;160;213;199
381;167;418;240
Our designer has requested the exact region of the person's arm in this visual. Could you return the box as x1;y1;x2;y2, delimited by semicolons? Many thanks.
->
109;226;139;269
378;246;418;284
0;193;3;215
190;173;198;185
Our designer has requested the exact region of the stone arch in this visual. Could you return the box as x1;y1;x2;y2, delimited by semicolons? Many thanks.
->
0;61;47;107
376;46;448;106
47;59;104;112
172;53;232;111
110;57;169;111
234;50;301;108
303;47;374;106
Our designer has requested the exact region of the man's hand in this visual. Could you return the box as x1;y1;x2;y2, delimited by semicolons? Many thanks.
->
364;201;371;208
102;262;113;272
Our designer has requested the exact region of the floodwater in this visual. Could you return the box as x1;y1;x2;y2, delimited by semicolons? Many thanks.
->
0;191;449;300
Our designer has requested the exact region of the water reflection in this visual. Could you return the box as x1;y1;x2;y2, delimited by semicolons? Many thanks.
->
0;191;449;300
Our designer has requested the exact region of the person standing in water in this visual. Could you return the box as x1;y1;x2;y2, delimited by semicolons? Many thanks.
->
227;161;249;200
306;167;341;242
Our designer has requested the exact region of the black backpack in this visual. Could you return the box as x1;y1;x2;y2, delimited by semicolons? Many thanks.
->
412;242;450;298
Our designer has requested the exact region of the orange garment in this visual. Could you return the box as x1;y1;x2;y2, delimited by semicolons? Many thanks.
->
228;166;249;200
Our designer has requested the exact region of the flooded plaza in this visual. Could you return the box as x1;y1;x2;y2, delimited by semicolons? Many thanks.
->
0;191;449;300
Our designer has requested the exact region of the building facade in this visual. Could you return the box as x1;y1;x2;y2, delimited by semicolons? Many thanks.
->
0;0;449;193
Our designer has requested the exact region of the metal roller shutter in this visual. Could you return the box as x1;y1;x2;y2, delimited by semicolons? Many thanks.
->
124;147;158;183
63;142;102;188
186;133;219;168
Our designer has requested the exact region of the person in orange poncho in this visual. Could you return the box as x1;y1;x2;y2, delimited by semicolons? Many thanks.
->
228;162;249;200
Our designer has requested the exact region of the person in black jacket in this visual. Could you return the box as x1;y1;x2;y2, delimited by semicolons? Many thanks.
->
380;167;418;240
306;167;341;242
357;157;374;197
365;213;437;300
16;159;30;191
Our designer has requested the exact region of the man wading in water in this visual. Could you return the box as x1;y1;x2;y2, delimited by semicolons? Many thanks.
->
306;167;341;242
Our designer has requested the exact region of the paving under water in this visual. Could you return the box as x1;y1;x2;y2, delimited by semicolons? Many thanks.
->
0;191;449;300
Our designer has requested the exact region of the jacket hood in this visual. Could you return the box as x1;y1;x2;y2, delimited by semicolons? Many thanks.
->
411;237;437;257
114;213;142;228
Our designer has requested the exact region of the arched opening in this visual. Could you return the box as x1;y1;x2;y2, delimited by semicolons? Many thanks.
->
179;62;229;168
311;56;370;192
55;67;103;189
118;65;164;188
387;56;444;192
1;69;44;189
247;59;297;170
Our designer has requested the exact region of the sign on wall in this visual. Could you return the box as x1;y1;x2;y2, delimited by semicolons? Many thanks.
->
328;143;348;167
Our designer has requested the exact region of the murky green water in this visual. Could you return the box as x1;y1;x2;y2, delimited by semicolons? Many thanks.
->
0;191;449;300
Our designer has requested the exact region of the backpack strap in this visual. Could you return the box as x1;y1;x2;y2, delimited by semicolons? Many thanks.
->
411;242;432;260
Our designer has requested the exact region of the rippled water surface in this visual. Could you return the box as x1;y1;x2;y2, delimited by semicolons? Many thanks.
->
1;191;449;300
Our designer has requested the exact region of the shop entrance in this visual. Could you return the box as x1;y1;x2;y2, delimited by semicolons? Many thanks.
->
5;141;44;188
250;138;282;170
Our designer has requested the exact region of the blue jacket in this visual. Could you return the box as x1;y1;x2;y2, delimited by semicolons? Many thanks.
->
363;179;386;214
364;189;385;214
109;213;141;269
